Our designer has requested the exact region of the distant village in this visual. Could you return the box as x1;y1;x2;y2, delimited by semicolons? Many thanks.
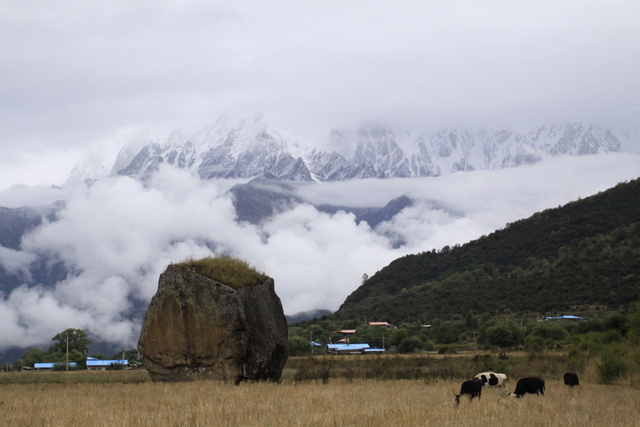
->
22;357;137;372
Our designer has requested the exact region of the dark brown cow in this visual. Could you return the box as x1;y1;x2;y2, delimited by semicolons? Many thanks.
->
455;378;484;405
508;377;545;398
564;372;579;387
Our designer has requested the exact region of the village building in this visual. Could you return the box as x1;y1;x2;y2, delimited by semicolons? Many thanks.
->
33;362;77;370
539;315;584;322
368;322;396;329
326;343;385;355
86;357;129;370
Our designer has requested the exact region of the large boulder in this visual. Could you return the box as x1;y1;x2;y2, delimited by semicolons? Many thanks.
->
138;264;288;383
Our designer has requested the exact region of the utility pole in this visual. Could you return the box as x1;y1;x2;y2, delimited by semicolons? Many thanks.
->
66;333;69;372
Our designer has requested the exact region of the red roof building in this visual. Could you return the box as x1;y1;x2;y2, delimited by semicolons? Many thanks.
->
331;329;356;334
368;322;396;329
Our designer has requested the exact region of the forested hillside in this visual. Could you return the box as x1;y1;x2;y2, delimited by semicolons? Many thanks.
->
334;178;640;323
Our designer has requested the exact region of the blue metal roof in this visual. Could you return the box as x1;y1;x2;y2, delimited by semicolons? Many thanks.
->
546;315;583;320
327;344;370;350
34;362;77;368
86;359;128;366
364;348;385;352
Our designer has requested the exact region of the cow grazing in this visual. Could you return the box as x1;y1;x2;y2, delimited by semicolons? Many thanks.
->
474;371;508;390
455;378;484;405
508;377;545;398
564;372;580;388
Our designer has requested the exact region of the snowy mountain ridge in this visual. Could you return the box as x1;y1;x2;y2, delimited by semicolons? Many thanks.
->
67;115;635;185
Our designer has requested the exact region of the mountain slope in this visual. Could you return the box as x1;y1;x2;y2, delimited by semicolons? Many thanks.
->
0;203;68;293
228;173;414;229
0;207;45;250
334;178;640;323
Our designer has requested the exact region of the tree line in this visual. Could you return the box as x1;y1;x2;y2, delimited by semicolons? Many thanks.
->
289;302;640;383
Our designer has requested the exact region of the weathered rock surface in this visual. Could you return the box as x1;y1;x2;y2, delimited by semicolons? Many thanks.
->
138;265;288;383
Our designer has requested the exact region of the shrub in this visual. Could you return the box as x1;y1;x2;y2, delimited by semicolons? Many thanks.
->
341;367;355;383
398;337;423;354
473;355;505;374
602;330;623;344
422;340;435;352
389;328;409;347
524;335;544;353
174;256;269;289
437;345;456;355
531;322;569;341
604;313;628;335
486;325;515;348
597;350;629;384
287;336;311;356
318;366;331;384
628;302;640;344
293;364;331;383
107;363;124;371
567;346;586;372
293;365;308;382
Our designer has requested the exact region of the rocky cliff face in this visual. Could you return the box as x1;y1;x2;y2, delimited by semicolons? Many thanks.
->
137;265;288;383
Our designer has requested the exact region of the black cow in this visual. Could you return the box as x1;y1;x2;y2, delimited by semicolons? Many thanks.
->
508;377;545;398
564;372;580;388
455;378;484;405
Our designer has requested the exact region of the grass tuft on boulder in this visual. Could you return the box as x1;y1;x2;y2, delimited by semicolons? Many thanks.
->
174;256;269;289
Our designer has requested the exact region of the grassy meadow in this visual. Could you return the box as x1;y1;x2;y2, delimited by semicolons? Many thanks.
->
2;354;640;426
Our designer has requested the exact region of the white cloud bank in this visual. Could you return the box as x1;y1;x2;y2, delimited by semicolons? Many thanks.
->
0;153;639;351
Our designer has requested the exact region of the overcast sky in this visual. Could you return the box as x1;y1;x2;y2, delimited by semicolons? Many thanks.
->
1;1;640;189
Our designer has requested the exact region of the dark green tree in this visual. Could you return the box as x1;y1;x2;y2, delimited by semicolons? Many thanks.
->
531;322;569;341
14;347;47;369
389;328;409;347
524;335;544;353
49;328;91;355
604;313;628;336
485;321;523;348
397;336;423;353
628;302;640;344
464;311;478;329
486;325;514;348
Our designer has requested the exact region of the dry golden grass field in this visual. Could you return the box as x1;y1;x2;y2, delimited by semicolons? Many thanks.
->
2;372;640;427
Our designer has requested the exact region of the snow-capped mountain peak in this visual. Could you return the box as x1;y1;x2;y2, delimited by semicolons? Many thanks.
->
67;116;637;185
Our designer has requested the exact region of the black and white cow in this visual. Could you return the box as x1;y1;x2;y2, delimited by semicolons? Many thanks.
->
564;372;580;388
455;378;484;405
474;371;508;391
508;377;545;398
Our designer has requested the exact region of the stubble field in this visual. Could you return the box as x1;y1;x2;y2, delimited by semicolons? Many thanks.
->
2;373;640;426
